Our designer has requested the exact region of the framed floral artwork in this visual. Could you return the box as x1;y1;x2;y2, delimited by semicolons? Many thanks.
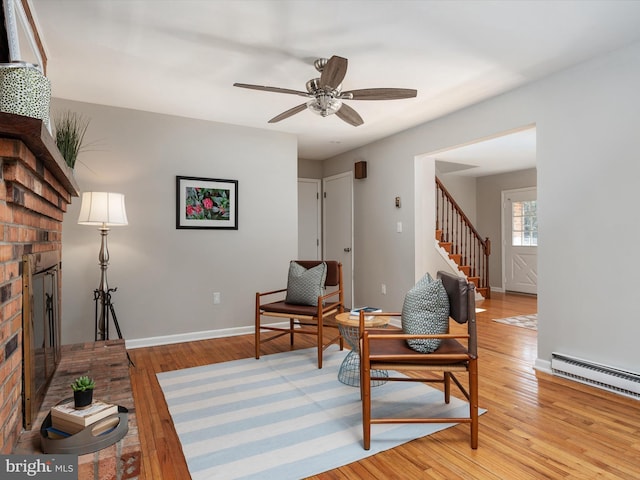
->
176;176;238;229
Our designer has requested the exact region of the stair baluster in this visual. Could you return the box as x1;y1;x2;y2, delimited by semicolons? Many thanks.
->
435;177;491;298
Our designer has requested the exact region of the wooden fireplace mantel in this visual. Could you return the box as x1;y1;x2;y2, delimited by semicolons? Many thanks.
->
0;111;80;197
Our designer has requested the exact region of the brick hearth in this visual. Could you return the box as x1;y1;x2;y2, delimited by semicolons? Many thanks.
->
13;340;140;480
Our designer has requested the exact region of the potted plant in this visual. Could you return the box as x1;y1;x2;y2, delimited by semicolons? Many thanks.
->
71;375;95;409
54;110;90;169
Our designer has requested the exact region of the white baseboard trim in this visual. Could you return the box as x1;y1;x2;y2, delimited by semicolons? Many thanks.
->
126;326;252;349
534;358;552;375
126;320;291;349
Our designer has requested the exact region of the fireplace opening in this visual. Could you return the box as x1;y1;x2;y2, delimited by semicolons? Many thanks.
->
22;250;61;430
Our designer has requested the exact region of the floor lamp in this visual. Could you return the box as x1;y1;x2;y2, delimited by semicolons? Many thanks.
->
77;191;128;342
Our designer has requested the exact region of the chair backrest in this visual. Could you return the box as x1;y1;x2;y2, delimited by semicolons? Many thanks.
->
438;270;477;356
437;270;474;325
295;260;341;287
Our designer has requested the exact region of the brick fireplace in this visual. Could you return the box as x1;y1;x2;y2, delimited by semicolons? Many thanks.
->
0;112;141;480
0;111;78;453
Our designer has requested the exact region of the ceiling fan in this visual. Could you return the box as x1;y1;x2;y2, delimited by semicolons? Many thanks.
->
233;55;417;126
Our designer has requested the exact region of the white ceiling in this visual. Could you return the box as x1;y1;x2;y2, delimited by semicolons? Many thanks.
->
28;0;640;167
435;127;537;177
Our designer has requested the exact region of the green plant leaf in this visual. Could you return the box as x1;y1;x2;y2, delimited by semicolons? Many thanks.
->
55;110;90;169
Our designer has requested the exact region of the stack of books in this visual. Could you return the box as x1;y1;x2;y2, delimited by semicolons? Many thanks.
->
349;306;382;320
48;400;118;437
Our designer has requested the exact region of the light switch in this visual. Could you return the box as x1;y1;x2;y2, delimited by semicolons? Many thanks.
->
397;222;402;233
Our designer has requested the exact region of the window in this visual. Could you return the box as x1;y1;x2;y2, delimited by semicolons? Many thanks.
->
512;200;537;246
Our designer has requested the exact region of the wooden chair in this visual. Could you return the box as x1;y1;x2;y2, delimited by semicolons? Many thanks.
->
255;260;344;368
359;270;478;449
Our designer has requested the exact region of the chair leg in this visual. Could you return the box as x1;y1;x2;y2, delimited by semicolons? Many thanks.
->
289;318;295;346
317;318;323;369
444;372;451;404
361;361;371;450
469;358;479;449
254;296;261;360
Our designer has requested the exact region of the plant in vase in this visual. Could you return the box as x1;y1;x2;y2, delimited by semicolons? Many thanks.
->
54;110;90;169
71;375;95;409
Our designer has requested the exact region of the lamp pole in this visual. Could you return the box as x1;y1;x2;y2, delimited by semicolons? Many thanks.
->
96;223;110;341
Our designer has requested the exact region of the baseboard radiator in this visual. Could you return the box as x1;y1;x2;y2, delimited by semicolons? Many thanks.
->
551;353;640;400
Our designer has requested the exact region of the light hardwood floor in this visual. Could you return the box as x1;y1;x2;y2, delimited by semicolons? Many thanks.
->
128;293;640;479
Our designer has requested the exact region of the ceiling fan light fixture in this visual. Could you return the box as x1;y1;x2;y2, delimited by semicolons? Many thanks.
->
234;55;417;125
306;78;320;93
307;96;342;117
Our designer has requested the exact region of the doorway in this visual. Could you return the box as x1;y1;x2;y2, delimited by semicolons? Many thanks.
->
502;187;538;294
322;172;353;308
297;178;321;260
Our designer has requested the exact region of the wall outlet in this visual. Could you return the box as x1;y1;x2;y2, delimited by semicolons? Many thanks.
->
381;284;386;295
213;292;221;304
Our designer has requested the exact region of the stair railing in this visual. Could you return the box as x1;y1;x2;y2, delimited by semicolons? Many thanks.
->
435;177;491;298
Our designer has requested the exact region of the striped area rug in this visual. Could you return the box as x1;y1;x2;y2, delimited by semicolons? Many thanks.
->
157;345;474;480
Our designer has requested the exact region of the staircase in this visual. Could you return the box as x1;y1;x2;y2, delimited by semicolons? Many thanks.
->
436;177;491;298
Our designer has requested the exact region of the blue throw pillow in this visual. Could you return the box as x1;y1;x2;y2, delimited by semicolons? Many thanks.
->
401;273;450;353
285;261;327;306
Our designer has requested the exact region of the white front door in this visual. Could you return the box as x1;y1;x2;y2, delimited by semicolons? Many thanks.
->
297;178;321;260
323;172;353;308
503;187;538;294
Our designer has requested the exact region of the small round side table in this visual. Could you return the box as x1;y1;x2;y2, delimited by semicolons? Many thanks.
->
335;312;390;387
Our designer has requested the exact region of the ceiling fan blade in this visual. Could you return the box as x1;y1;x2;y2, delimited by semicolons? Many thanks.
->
320;56;348;89
335;103;363;127
268;103;308;123
343;88;418;100
233;83;309;97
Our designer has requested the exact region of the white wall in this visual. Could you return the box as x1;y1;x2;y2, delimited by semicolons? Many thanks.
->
437;173;478;225
57;98;298;346
533;42;640;369
324;140;431;311
297;158;323;179
323;40;640;375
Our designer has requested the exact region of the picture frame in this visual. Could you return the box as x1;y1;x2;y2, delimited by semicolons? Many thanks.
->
2;0;47;71
176;176;238;230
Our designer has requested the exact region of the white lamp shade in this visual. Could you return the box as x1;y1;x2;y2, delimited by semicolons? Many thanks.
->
77;192;128;226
